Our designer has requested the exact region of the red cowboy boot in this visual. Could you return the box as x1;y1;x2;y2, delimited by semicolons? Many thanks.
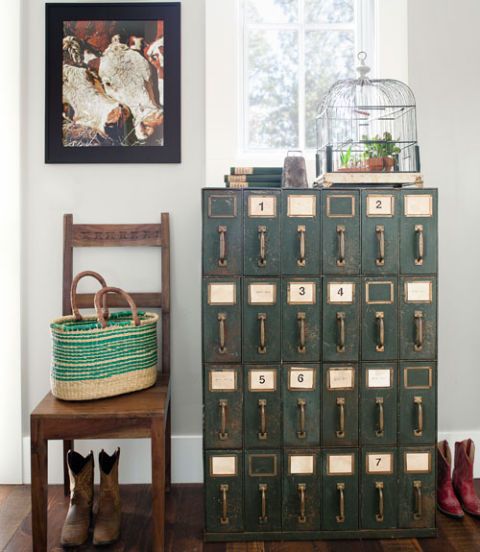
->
452;439;480;516
437;441;463;517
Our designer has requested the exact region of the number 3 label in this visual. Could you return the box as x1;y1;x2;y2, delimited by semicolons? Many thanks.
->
288;282;315;304
249;369;276;391
289;367;315;390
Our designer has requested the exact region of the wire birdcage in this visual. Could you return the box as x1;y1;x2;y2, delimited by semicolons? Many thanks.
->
316;52;420;176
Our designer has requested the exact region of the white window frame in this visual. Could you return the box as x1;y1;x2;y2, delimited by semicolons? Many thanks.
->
238;0;377;156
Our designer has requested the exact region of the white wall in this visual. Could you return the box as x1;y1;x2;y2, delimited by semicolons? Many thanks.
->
20;0;205;484
408;0;480;456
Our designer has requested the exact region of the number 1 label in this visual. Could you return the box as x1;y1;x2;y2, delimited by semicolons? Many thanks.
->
248;196;277;217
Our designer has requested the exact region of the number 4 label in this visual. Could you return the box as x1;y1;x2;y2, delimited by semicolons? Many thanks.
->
328;282;354;303
289;368;315;390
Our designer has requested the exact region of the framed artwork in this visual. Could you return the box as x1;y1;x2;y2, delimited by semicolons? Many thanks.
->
45;3;181;163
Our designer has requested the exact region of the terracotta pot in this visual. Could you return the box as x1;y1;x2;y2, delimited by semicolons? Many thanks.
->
367;158;385;172
384;157;395;172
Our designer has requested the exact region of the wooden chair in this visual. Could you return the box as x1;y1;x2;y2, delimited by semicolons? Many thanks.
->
30;213;171;552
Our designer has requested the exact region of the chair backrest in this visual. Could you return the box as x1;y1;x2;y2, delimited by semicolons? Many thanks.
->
63;213;171;375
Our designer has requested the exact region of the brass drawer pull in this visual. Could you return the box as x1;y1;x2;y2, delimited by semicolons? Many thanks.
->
415;224;424;266
297;312;306;353
217;313;226;354
376;224;385;266
218;399;228;440
218;225;227;267
297;399;306;439
413;480;423;520
297;483;306;523
336;397;345;438
336;225;346;267
336;482;345;523
258;399;267;440
376;311;385;352
336;312;346;353
376;481;384;522
258;225;267;267
258;483;268;523
414;311;424;352
220;484;229;525
414;396;423;436
257;313;267;354
375;397;384;437
297;225;306;267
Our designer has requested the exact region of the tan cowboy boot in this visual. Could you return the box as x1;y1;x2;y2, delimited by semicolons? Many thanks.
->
61;450;94;547
93;448;121;546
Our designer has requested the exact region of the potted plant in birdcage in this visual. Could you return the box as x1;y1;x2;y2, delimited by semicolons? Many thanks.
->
337;144;368;172
362;132;401;172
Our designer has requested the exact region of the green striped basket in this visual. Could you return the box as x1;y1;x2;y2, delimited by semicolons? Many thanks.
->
50;273;158;401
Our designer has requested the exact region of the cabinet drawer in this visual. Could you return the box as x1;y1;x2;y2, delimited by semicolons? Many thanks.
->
399;363;436;445
244;365;281;448
282;278;321;362
244;190;281;275
205;451;243;532
399;277;437;360
283;364;320;447
398;447;435;528
360;364;397;446
282;449;321;531
244;450;282;531
203;189;243;275
204;366;243;449
322;364;358;446
361;449;398;529
362;278;398;360
203;277;241;363
361;191;400;275
243;278;281;363
281;191;321;274
400;190;437;274
322;190;360;275
322;449;359;530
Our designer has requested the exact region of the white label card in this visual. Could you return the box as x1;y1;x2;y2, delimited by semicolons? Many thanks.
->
289;368;315;390
328;454;354;475
367;453;393;474
406;452;431;473
367;195;394;216
248;195;277;217
290;455;314;474
208;283;236;305
406;281;432;302
328;368;354;390
249;369;276;391
210;370;236;391
249;284;276;305
211;456;237;476
287;195;316;217
367;369;392;388
328;283;354;303
405;195;433;217
288;282;315;304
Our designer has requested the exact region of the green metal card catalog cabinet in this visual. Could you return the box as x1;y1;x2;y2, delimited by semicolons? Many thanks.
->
202;187;438;541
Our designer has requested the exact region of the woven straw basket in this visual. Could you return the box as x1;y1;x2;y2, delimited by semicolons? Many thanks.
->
50;271;158;401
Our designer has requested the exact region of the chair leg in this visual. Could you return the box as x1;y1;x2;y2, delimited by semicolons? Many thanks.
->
63;439;73;496
165;404;171;493
151;416;166;552
31;417;48;552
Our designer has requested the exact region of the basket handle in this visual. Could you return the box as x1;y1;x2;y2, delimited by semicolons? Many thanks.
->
71;271;108;321
94;287;140;329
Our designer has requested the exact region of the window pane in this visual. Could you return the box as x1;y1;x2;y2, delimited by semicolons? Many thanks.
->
247;29;299;149
304;0;354;24
245;0;298;24
304;30;354;148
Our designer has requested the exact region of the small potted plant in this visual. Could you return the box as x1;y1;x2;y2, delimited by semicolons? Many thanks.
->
338;145;352;171
362;132;400;172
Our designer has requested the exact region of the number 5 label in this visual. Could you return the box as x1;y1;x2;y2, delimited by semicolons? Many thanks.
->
289;367;315;390
248;195;277;217
249;369;276;391
328;282;354;304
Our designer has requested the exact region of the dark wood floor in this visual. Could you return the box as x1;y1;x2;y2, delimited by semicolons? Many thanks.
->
2;483;480;551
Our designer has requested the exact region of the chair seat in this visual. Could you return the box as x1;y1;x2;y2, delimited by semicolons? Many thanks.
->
32;373;170;420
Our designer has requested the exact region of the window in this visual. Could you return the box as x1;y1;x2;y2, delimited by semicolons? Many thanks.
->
240;0;375;153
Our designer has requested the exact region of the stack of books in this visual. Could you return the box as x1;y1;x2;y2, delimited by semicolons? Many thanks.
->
224;167;283;188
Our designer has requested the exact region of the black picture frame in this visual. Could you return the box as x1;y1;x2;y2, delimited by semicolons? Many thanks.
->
45;3;181;164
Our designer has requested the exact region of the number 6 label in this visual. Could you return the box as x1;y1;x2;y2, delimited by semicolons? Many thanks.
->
328;282;354;304
248;195;277;217
249;369;276;391
288;367;315;390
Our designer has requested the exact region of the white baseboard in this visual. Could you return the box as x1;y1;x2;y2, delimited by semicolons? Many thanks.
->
438;431;480;477
22;434;203;485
